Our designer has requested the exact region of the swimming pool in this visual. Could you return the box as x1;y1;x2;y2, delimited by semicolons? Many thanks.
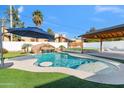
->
35;53;97;69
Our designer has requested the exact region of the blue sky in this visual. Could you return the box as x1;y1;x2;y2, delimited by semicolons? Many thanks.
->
1;5;124;39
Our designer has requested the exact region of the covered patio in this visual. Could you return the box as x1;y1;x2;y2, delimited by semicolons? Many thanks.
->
80;24;124;52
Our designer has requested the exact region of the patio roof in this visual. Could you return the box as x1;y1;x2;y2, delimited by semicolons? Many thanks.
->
79;24;124;52
79;24;124;39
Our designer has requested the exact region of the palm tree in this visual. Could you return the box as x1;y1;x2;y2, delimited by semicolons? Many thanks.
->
32;10;43;42
32;10;43;27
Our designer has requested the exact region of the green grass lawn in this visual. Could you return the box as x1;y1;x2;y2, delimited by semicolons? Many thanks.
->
0;69;124;88
3;51;27;59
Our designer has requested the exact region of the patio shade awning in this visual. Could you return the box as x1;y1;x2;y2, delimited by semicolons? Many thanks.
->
79;23;124;52
79;24;124;39
7;27;54;40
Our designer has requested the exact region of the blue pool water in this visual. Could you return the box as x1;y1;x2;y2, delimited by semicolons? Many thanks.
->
35;53;97;69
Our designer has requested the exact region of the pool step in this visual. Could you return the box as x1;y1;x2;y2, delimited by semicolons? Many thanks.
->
76;61;109;73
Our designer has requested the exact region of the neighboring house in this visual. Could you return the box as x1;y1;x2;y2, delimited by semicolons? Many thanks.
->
21;33;69;42
54;33;83;48
54;34;70;42
69;39;83;48
2;26;11;41
21;37;48;42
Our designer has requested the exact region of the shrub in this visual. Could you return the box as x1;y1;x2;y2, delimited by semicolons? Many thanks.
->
59;45;65;48
21;43;32;53
59;45;66;51
0;48;8;54
22;44;32;49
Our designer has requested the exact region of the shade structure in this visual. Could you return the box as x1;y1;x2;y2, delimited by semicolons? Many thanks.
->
7;27;54;40
79;24;124;39
79;24;124;52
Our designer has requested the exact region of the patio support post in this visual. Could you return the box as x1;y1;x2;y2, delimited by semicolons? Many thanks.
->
81;37;84;53
0;18;6;67
0;29;4;67
10;5;13;41
100;38;103;52
81;44;84;53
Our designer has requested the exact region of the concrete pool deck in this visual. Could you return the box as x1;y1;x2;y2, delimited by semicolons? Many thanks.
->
4;53;124;85
68;53;124;85
87;52;124;61
5;55;94;80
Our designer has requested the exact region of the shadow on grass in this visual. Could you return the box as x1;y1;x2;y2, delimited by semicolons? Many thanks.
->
34;76;124;88
0;62;13;68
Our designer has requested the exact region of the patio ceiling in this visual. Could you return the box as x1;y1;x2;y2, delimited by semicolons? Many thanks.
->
80;24;124;39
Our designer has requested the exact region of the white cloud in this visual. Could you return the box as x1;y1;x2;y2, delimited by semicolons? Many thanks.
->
91;17;106;22
18;15;20;18
48;16;58;21
46;16;60;24
43;21;60;27
95;6;124;13
58;31;68;35
18;6;24;13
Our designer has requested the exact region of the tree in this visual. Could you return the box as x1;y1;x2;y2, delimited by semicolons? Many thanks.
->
32;10;43;42
5;6;24;28
89;27;96;32
12;7;20;27
86;27;96;34
59;45;66;51
47;28;55;35
5;6;25;41
18;22;25;28
32;10;43;27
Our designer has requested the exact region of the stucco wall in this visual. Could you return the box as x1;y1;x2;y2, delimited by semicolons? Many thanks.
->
84;41;124;49
3;41;124;51
3;41;68;51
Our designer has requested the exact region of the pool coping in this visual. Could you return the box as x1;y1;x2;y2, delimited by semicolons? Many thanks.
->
67;53;121;69
4;52;122;81
5;57;95;80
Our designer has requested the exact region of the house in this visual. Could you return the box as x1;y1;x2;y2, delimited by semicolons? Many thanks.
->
2;26;11;41
54;34;70;42
68;39;83;48
21;37;48;42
